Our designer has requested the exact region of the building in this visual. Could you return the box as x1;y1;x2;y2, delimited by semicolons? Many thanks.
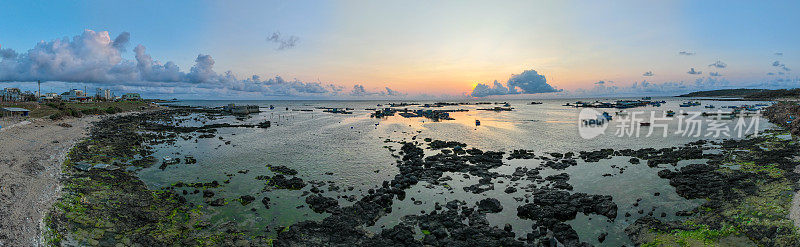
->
95;88;113;100
0;88;22;102
122;93;141;101
1;107;30;118
41;92;60;101
61;89;91;102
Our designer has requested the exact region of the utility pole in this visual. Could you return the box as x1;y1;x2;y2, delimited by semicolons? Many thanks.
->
37;80;41;99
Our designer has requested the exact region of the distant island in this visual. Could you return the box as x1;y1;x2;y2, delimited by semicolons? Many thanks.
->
678;88;800;100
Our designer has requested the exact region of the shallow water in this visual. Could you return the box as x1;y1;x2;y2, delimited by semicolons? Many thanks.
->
136;98;772;244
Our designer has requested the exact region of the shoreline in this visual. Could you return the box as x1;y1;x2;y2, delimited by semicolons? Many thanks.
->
0;116;100;246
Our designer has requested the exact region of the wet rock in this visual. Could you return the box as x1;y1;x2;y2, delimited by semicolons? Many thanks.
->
239;195;255;206
598;232;608;243
208;198;225;206
477;198;503;213
267;165;298;175
504;187;518;194
202;190;215;198
268;174;306;190
305;195;340;214
517;190;617;223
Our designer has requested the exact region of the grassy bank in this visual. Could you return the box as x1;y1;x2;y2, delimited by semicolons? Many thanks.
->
628;102;800;246
0;101;153;119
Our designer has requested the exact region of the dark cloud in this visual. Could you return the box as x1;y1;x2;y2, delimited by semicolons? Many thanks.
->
772;61;791;71
384;87;403;96
506;69;559;94
471;80;510;97
0;48;18;59
708;60;727;69
267;32;299;50
350;84;367;96
679;51;695;56
112;32;130;51
642;71;654;76
687;68;702;75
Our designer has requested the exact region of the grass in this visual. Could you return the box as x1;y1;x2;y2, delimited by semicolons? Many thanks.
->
643;222;740;247
0;101;151;119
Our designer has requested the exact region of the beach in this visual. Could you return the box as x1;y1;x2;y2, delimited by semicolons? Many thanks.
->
0;116;99;246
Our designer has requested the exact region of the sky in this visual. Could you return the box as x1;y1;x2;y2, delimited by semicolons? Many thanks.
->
0;0;798;99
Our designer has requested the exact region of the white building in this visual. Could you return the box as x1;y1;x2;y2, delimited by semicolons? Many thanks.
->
95;88;113;100
61;89;90;101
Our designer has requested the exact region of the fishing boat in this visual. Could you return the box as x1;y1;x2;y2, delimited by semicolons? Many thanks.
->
705;105;715;109
475;120;481;126
640;122;651;126
529;102;543;105
666;110;675;117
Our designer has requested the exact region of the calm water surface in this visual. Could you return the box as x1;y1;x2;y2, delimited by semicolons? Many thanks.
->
137;98;772;245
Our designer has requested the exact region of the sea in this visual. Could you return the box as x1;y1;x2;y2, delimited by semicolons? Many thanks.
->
136;97;773;246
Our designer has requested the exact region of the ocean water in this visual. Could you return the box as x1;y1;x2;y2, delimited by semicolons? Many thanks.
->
136;98;773;245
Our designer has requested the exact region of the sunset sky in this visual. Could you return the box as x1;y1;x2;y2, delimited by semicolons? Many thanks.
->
1;0;798;99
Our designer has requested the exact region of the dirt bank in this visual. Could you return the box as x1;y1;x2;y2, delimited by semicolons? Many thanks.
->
0;116;102;246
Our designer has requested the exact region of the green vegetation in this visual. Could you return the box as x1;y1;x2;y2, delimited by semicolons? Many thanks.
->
643;222;740;247
44;111;266;246
0;101;152;119
640;131;800;246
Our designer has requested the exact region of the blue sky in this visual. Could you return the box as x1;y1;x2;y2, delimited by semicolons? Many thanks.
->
0;0;798;99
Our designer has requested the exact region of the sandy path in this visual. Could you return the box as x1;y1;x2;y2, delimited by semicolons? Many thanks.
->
791;164;800;228
0;116;100;246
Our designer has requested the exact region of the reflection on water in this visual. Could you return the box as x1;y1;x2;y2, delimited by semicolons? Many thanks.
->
139;98;772;244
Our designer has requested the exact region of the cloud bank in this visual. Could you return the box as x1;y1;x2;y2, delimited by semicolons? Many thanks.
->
470;69;560;97
0;30;403;99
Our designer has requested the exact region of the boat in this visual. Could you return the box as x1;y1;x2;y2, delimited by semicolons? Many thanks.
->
666;110;675;117
475;120;481;126
184;155;197;164
163;156;179;165
616;111;628;116
477;107;513;111
529;102;543;105
640;122;651;126
705;105;715;109
679;101;701;107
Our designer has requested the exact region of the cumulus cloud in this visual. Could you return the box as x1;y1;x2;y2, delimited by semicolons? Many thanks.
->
0;29;386;98
687;68;702;75
470;69;560;97
384;87;404;96
709;72;721;76
642;71;654;76
708;60;727;69
266;32;299;50
679;51;695;56
350;84;367;96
